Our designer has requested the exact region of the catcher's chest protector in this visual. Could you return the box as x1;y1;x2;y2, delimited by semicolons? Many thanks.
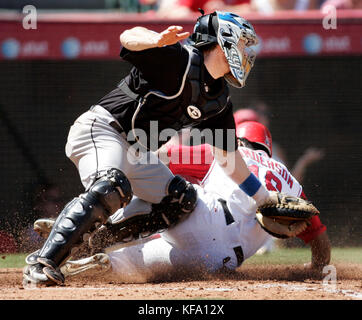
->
182;45;229;126
123;46;230;131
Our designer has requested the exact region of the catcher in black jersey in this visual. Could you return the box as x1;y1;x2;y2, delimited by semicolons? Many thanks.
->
23;12;283;287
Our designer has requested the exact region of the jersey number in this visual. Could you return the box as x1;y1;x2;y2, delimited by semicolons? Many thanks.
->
248;165;282;192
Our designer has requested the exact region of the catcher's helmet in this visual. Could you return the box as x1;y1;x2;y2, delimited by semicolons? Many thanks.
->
189;11;258;88
237;121;272;157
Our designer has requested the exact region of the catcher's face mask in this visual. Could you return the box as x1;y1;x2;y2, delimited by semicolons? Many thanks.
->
189;11;258;88
223;39;256;88
216;12;258;88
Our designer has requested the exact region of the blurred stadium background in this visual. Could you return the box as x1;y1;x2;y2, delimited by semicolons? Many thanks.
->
0;0;361;252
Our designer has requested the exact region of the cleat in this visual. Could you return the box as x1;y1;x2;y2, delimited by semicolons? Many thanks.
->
42;266;65;285
22;251;64;288
61;253;111;277
22;264;57;288
37;257;65;285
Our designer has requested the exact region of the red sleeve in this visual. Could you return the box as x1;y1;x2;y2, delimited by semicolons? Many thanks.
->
296;191;327;244
167;144;214;184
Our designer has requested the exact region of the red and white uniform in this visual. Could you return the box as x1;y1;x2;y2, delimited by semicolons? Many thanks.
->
108;144;326;282
167;144;326;245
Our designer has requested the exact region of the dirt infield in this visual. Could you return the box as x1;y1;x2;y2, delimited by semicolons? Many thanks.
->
1;263;361;300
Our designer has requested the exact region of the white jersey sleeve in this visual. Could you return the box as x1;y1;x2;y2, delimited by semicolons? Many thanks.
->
201;147;302;199
238;147;303;197
200;146;303;260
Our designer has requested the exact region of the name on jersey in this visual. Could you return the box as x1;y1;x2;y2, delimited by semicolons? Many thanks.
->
240;148;294;189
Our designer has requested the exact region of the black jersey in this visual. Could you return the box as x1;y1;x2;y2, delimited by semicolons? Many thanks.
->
98;43;237;152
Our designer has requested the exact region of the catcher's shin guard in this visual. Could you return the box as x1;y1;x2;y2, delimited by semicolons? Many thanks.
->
32;169;132;283
92;175;198;247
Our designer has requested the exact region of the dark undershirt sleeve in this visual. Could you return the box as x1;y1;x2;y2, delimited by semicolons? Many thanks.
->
120;44;188;95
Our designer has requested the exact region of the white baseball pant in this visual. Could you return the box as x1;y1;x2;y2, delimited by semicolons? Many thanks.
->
65;105;175;205
107;186;243;283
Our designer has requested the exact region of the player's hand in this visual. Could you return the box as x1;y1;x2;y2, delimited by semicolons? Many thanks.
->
156;26;190;47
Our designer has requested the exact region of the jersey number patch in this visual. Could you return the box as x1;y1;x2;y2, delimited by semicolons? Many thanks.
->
248;165;282;192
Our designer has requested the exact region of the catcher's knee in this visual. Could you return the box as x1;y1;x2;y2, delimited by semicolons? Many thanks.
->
88;168;133;214
166;175;198;214
101;176;198;245
148;175;198;229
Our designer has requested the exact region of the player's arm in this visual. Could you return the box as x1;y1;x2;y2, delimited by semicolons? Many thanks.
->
212;147;270;206
309;232;331;271
157;143;213;183
120;26;190;51
199;101;270;206
297;192;331;271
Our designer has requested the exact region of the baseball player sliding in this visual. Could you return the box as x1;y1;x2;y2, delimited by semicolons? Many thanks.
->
24;11;303;286
33;121;331;282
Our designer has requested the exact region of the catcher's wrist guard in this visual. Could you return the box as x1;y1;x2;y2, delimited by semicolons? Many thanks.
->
256;192;320;239
239;174;270;206
239;173;261;197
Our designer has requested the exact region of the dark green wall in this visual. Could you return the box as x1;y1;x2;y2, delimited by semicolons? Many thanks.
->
0;57;361;246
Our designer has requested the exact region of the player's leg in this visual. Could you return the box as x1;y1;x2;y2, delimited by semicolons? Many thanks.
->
71;106;197;228
106;236;177;283
23;167;133;286
23;109;134;286
30;180;198;262
77;107;198;244
24;107;197;286
97;174;198;245
32;190;240;282
100;189;241;279
105;191;241;281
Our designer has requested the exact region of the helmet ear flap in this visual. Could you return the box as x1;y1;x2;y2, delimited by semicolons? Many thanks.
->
209;11;218;37
190;11;219;48
199;14;213;37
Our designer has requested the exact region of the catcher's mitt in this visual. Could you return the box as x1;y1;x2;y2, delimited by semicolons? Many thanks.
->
256;192;320;239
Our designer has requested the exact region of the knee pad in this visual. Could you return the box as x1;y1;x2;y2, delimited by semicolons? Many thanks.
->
127;176;197;233
38;168;133;266
87;168;133;214
93;176;198;247
166;175;198;213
